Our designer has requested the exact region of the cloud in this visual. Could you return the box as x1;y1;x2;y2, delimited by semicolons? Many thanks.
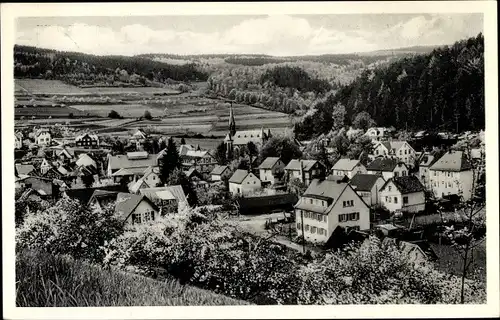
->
15;14;481;56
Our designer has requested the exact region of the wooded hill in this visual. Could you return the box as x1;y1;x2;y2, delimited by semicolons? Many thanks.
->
14;45;209;86
295;34;485;139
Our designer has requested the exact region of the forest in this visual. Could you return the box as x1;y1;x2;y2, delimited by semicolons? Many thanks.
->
294;33;485;139
14;45;209;86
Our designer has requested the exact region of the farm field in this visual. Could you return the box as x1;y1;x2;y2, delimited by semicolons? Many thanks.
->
15;79;90;95
71;104;163;118
80;87;181;95
15;106;92;119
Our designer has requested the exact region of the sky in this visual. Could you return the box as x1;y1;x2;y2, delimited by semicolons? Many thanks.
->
15;14;483;56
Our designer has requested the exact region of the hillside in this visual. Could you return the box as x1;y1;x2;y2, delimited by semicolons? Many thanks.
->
294;33;484;139
14;45;209;87
16;249;248;307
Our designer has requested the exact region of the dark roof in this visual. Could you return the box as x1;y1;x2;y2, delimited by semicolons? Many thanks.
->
65;184;123;203
349;173;384;192
381;176;424;194
284;159;321;171
258;157;281;169
88;189;119;206
210;165;229;175
237;193;298;211
15;163;35;175
326;175;349;183
366;158;406;172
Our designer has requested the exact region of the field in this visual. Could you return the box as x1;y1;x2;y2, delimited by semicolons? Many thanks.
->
14;79;295;141
16;249;248;307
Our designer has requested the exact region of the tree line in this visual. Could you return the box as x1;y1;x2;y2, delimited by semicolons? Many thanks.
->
14;45;209;86
294;34;485;139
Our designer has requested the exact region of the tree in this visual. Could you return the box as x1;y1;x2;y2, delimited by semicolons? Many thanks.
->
246;141;258;171
159;137;181;184
144;110;152;120
260;136;302;165
108;110;121;119
180;137;186;145
331;102;346;132
331;132;350;157
215;142;228;165
81;174;95;188
352;111;376;131
167;168;198;207
288;178;306;195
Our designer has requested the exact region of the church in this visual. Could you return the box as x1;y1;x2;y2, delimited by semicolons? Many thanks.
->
223;102;272;155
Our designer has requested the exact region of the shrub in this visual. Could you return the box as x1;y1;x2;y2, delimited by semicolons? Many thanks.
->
108;110;121;119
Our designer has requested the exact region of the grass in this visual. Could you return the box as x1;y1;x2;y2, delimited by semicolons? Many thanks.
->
431;242;486;282
16;249;248;307
15;79;89;95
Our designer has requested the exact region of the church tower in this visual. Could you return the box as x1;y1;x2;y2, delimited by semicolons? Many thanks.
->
228;102;236;137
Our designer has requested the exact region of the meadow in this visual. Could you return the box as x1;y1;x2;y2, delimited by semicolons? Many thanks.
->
16;249;248;307
15;79;90;95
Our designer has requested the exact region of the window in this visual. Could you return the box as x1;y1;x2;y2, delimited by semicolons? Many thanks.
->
343;200;354;207
338;214;348;222
310;199;313;204
388;197;392;203
385;196;388;202
253;181;256;184
403;196;408;204
311;226;317;234
394;172;399;177
399;150;402;155
388;186;392;191
405;149;408;155
394;197;398;204
132;213;142;224
305;225;310;231
297;223;301;229
322;200;325;206
402;171;407;176
324;216;328;223
433;171;437;176
349;212;359;220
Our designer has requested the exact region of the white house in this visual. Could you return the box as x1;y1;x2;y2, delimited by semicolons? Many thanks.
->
35;129;51;146
429;150;474;201
331;159;367;179
349;173;386;206
379;176;425;213
372;140;416;168
139;185;188;213
39;158;53;175
228;169;262;195
366;158;409;181
76;153;97;169
130;129;149;150
258;157;286;185
294;179;370;243
115;192;160;225
15;131;24;149
417;151;444;190
210;165;231;182
107;151;158;177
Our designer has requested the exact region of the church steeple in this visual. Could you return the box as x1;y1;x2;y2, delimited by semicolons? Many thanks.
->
229;102;236;137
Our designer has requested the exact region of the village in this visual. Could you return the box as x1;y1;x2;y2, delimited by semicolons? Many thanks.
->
14;101;486;263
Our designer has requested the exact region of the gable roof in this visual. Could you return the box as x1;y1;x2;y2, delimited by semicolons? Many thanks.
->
429;150;472;172
88;189;119;206
65;184;123;204
381;176;424;194
258;157;281;169
108;154;158;171
210;165;229;176
139;185;187;203
366;158;405;172
128;178;151;194
230;129;269;145
229;169;251;184
284;159;320;171
115;193;157;221
294;179;352;214
349;173;384;192
332;158;361;171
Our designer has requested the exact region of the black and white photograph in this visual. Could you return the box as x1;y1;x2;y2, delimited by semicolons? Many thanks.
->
2;2;498;319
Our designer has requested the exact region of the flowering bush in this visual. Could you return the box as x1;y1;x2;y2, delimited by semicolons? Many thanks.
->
16;196;124;263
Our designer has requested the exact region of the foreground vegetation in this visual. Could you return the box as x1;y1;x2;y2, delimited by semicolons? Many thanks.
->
16;249;246;307
16;197;486;305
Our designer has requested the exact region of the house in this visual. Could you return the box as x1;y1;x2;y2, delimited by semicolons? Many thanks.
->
39;158;53;175
210;165;231;182
225;128;272;154
294;179;370;243
22;176;58;198
15;131;24;149
75;133;99;149
228;169;262;195
379;176;425;213
417;151;444;190
139;185;188;208
366;158;409;180
383;238;438;264
258;157;286;186
180;149;217;174
115;192;159;225
331;159;367;179
49;146;75;162
184;168;208;188
364;127;393;142
35;129;51;146
64;184;123;204
414;130;428;139
346;127;364;140
372;140;416;168
107;151;158;177
429;150;474;201
284;159;327;186
349;173;386;206
130;129;149;150
142;166;161;188
76;153;97;169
